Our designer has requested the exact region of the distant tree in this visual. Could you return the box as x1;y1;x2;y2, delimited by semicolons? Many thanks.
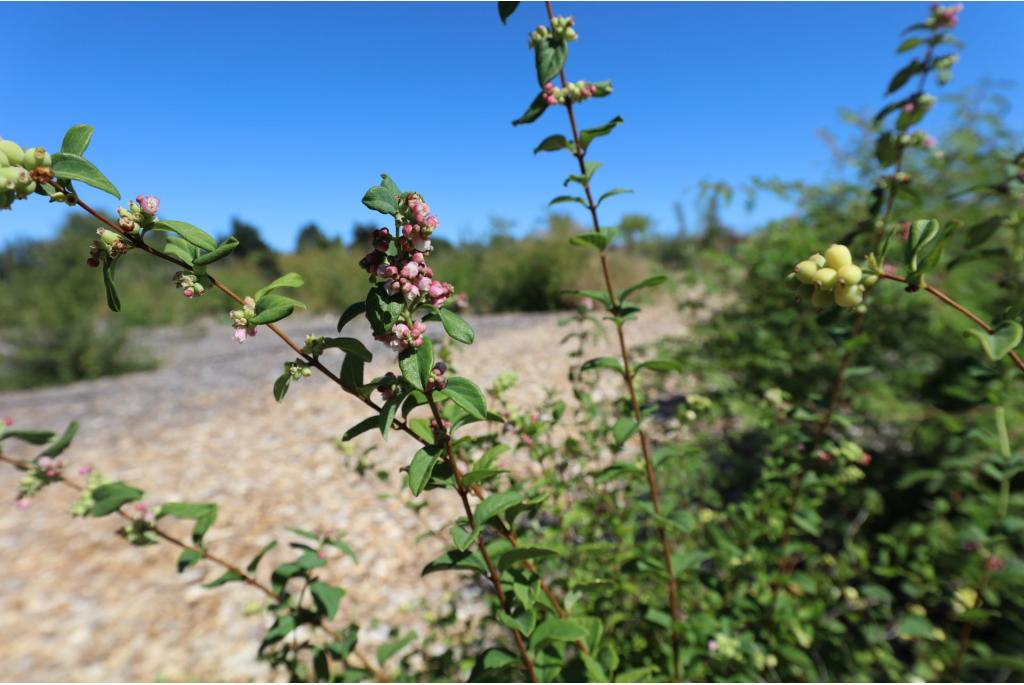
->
228;218;277;272
617;213;653;249
349;222;379;249
296;223;338;252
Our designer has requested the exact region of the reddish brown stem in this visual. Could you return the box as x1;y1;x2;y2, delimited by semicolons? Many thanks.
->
543;2;681;678
879;273;1024;374
423;394;539;683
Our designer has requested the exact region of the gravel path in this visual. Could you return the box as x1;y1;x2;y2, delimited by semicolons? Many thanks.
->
0;305;689;682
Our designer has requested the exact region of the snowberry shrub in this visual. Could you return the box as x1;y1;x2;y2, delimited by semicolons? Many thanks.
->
3;1;1024;682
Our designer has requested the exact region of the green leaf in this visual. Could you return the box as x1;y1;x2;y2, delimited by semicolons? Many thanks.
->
161;236;196;267
549;195;589;208
581;357;624;374
379;395;401;440
337;301;367;332
887;60;924;94
634;359;683;374
40;421;78;458
323;337;373;363
897;37;923;53
310;581;346;619
569;230;615;251
262;614;297;645
563;288;612;309
342;416;379;442
564;161;603;187
250;294;306;326
620;275;668;301
439;308;475;344
0;429;54;444
498;1;519;24
965;322;1023;362
273;372;291;402
896;614;935;639
611;417;639;447
579;116;623;152
474;490;522;530
102;261;120;312
150;220;217;252
377;631;417;664
160;502;218;544
89;482;144;516
498;608;537;637
193;236;239;266
513;93;550;126
362;178;401;215
204;569;244;588
535;36;568;86
422;548;487;575
534;134;570;154
254;272;304;301
61;124;95;156
461;469;507;487
531;617;588;646
400;347;425;391
408;446;442;496
439;377;487;420
966;216;1004;247
177;548;203;573
497;546;558;571
247;540;278;573
51;152;120;199
596;188;633;207
340;354;365;394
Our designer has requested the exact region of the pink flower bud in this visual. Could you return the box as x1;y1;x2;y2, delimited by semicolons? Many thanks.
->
2;417;12;427
402;284;420;302
411;252;425;264
707;639;719;653
137;195;160;215
902;102;915;114
400;261;420;279
233;328;248;344
183;287;195;298
16;497;31;510
411;321;427;337
78;465;93;476
861;452;872;466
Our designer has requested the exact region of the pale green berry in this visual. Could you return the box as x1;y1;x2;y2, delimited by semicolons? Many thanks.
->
809;252;827;268
0;166;29;190
863;274;879;287
794;260;818;284
0;140;24;166
812;267;837;290
20;147;51;170
835;284;864;309
836;264;862;286
811;288;833;310
825;244;853;269
0;149;8;167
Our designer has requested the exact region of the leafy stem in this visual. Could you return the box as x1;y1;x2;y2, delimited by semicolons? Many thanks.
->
423;391;539;683
543;1;682;678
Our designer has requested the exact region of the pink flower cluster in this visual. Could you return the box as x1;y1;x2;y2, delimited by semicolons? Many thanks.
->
229;296;258;343
37;456;66;478
360;192;457;353
133;502;157;524
930;3;963;27
380;320;427;353
542;80;600;106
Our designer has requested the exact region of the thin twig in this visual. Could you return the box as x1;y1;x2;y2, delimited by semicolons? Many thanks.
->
543;2;682;678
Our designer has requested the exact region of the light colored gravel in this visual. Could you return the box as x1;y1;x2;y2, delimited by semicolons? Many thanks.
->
0;304;690;682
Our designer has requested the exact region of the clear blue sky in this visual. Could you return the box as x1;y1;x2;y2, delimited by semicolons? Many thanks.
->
1;2;1022;251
